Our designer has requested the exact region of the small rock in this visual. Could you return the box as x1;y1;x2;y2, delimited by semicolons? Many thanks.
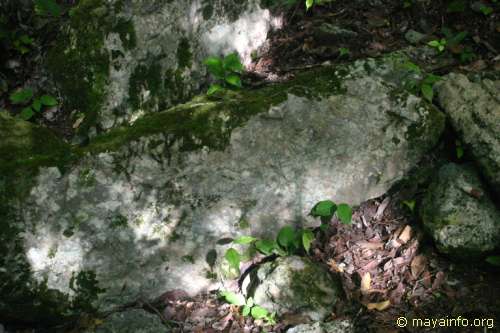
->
84;309;167;333
420;163;500;258
243;256;343;321
404;30;426;45
286;320;354;333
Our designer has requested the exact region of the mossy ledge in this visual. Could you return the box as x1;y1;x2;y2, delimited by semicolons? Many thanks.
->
82;65;344;155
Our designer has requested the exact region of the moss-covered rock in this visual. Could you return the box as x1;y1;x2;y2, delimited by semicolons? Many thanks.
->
420;163;500;258
46;0;273;136
243;256;342;321
435;73;500;194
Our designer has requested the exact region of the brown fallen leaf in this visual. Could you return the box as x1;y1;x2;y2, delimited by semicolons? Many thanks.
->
357;241;384;250
361;272;371;294
410;255;427;279
366;300;391;311
398;225;412;244
327;259;344;273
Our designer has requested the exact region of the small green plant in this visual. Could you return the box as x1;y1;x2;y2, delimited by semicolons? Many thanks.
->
427;38;447;52
402;62;441;102
310;200;353;225
402;200;416;213
479;3;493;15
220;291;276;325
338;47;350;58
9;88;58;120
485;255;500;266
204;52;244;96
223;201;352;272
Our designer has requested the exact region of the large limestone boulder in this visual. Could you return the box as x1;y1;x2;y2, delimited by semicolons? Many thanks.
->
243;256;342;321
435;73;500;193
1;52;444;321
47;0;278;136
420;163;500;258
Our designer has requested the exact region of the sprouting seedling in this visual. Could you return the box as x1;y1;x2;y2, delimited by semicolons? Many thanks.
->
220;291;276;324
204;52;244;96
9;88;58;120
427;38;447;52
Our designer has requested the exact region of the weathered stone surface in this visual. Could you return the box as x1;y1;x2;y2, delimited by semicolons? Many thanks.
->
420;163;500;258
2;53;444;316
47;0;278;136
435;73;500;192
286;320;354;333
84;309;167;333
243;256;342;321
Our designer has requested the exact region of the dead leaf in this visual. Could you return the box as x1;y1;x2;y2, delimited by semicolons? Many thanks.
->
410;255;427;279
357;241;384;250
73;116;85;129
361;272;371;294
374;197;390;220
366;300;391;311
327;259;344;273
398;225;412;244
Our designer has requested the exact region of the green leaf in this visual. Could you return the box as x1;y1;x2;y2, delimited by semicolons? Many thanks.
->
19;107;34;120
447;31;468;46
456;146;464;159
336;203;352;224
207;84;223;96
402;200;416;213
35;0;62;16
427;40;440;47
223;53;244;73
220;291;246;306
204;56;225;79
421;84;434;102
311;200;337;218
403;61;421;74
242;305;251;316
479;5;493;15
32;99;42;112
422;74;441;85
40;95;58;106
251;305;269;319
225;74;242;88
246;297;254;307
485;256;500;266
302;229;314;253
10;88;33;104
305;0;314;10
225;248;240;271
255;239;276;255
277;226;296;249
233;236;257;245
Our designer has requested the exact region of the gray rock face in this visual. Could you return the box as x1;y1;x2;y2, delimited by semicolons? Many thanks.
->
286;320;354;333
85;309;167;333
420;163;500;258
435;73;500;192
4;53;444;314
243;256;342;321
48;0;278;134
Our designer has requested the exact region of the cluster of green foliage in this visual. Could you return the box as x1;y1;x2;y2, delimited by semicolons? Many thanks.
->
220;291;276;325
204;53;244;95
220;200;352;324
224;200;352;275
402;61;441;102
9;88;58;120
